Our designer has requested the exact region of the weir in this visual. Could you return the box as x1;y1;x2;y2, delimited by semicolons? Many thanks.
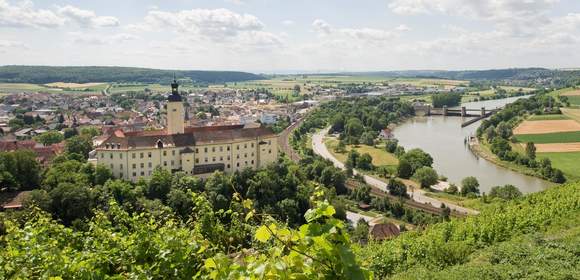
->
413;104;502;127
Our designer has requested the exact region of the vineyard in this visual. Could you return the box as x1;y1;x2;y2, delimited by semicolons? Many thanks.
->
355;182;580;279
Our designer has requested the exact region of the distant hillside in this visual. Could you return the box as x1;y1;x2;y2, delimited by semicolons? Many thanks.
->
0;66;264;84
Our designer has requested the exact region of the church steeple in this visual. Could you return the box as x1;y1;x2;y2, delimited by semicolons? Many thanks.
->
168;73;182;102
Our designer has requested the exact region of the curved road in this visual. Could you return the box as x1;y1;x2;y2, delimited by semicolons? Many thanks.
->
312;127;478;215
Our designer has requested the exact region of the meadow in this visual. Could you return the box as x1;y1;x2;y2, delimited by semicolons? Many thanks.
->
514;131;580;144
528;114;570;121
0;82;107;94
538;152;580;181
324;138;399;167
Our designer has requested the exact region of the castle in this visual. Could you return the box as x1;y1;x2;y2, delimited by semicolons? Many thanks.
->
95;78;278;181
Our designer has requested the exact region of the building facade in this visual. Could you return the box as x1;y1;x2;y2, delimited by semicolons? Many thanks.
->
95;80;278;181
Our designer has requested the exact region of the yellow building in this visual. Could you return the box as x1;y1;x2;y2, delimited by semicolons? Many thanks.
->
95;79;278;181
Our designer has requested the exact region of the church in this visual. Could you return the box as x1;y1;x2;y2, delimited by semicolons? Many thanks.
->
95;78;278;181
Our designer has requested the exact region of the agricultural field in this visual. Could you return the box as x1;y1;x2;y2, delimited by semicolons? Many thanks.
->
538;152;580;181
528;114;570;121
324;138;399;167
514;131;580;144
0;82;107;94
515;112;580;180
513;119;580;134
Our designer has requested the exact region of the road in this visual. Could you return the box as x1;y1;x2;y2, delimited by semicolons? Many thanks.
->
312;127;479;215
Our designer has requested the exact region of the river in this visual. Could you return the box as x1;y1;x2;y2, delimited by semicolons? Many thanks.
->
393;95;552;194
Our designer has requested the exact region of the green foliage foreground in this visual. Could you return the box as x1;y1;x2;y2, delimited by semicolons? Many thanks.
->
0;189;370;279
356;182;580;279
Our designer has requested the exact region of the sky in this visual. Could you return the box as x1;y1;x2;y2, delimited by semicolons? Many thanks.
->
0;0;579;73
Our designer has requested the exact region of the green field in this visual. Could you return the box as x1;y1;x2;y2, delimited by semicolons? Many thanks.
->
0;82;106;94
528;114;570;121
324;138;399;166
538;152;580;181
567;95;580;106
515;131;580;144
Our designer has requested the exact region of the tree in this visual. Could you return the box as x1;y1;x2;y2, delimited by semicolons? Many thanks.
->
525;142;536;160
489;184;522;200
94;164;113;186
330;114;345;133
397;159;413;179
147;167;173;200
360;132;375;146
345;118;364;138
167;188;194;218
65;136;92;159
461;176;480;196
80;126;101;138
399;148;433;173
0;150;41;190
496;122;512;139
385;139;398;153
22;189;52;211
412;167;438;188
445;184;458;194
49;182;94;225
351;185;371;204
35;131;64;146
351;219;369;243
63;128;78;139
356;153;373;170
387;178;407;197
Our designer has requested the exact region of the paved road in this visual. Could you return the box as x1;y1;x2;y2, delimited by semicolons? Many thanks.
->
346;211;377;227
312;127;479;215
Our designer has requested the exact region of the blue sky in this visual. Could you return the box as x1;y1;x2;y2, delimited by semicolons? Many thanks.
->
1;0;579;72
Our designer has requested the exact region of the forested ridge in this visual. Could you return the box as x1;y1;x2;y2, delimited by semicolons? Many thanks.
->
0;65;263;84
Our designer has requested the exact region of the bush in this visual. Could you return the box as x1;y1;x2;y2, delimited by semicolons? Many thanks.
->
461;176;480;196
489;184;522;200
397;159;413;179
412;167;438;188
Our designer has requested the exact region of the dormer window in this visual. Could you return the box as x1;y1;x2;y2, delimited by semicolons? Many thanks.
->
157;140;164;148
105;143;110;149
117;144;121;149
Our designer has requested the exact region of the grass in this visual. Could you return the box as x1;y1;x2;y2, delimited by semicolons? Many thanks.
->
514;131;580;144
538;152;580;181
562;108;580;123
423;191;496;212
567;95;580;106
528;114;570;121
324;138;399;166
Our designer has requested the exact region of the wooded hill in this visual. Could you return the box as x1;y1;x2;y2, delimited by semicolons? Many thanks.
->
0;65;264;84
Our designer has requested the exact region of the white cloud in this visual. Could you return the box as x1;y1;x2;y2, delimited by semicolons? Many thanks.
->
282;20;295;26
0;39;28;48
312;19;332;34
69;32;138;45
395;24;411;31
58;5;119;28
143;8;264;39
0;0;65;28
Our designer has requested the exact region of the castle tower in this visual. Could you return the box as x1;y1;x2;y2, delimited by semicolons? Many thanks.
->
166;75;185;134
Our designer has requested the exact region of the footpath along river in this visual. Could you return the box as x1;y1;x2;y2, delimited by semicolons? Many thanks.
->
393;96;552;194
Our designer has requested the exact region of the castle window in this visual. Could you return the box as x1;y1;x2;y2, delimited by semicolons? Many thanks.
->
244;144;247;149
236;163;239;167
105;144;109;149
163;151;167;156
141;171;144;176
227;146;230;151
110;153;113;159
219;146;223;152
132;153;136;159
212;147;215;152
148;162;152;168
227;156;230;160
148;152;151;158
212;157;216;162
157;140;163;149
244;153;247;158
220;156;223;161
120;164;123;169
269;149;272;154
172;150;176;156
204;147;208;153
251;152;254;157
117;144;121;149
195;158;199;163
132;172;136;177
236;145;239;150
251;143;254;148
100;153;104;159
119;173;123;178
119;153;123;159
227;164;230;168
140;163;144;168
132;164;136;169
195;148;199;153
251;160;254;164
140;152;144;159
204;157;208;163
110;164;113;169
163;161;167;166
